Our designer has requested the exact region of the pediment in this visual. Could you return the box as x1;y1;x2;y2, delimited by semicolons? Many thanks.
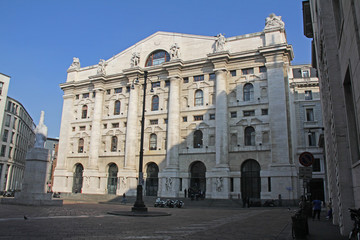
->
236;119;248;126
250;117;263;125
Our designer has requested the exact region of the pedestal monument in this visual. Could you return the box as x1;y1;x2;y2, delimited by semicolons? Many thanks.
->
1;111;63;206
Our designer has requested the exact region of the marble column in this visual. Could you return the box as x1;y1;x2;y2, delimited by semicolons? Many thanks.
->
124;82;139;170
165;76;181;169
88;88;104;169
82;88;104;194
214;68;229;168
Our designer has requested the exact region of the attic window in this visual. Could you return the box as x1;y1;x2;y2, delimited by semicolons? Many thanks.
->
146;50;170;66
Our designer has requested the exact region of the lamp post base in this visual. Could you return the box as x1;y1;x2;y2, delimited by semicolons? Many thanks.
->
132;185;147;212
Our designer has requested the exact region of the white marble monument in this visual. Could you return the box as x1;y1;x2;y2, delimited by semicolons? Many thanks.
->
1;111;63;206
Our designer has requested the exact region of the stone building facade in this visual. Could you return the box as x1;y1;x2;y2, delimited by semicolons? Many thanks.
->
289;65;325;202
303;0;360;235
53;14;299;202
0;96;35;191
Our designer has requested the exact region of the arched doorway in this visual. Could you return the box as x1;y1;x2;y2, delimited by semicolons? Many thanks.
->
107;163;118;194
146;163;159;196
72;164;83;193
241;159;261;204
190;161;206;193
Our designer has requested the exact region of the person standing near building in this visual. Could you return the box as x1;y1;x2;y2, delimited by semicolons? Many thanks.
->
312;197;322;220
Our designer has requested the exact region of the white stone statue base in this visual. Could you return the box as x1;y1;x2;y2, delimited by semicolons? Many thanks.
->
1;148;62;206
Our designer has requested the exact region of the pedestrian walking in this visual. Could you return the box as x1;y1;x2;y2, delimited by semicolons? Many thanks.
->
121;193;127;204
184;188;187;198
312;197;322;220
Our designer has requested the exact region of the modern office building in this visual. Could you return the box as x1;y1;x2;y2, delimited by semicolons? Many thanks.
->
303;0;360;235
53;14;304;203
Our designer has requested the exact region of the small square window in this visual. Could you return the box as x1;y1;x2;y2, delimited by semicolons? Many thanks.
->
75;95;79;99
209;73;216;80
164;118;168;124
242;68;254;75
194;75;204;82
126;86;130;93
112;123;119;128
243;110;255;116
165;80;170;87
261;109;268;115
103;124;107;129
72;127;75;132
230;70;236;77
183;116;187;122
151;82;161;88
194;115;203;121
115;88;122;93
106;89;111;95
209;114;215;120
183;77;189;83
230;112;237;118
82;93;89;99
79;126;86;131
150;119;158;125
124;122;127;127
259;66;267;73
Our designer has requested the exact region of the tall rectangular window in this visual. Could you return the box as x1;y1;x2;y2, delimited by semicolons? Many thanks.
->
230;70;236;77
0;145;6;157
5;115;11;127
268;177;271;192
306;109;314;121
305;90;313;100
308;132;316;146
0;82;3;95
313;158;321;172
302;70;310;78
2;130;8;142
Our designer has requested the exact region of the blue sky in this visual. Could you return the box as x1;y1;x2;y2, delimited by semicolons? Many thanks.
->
0;0;311;138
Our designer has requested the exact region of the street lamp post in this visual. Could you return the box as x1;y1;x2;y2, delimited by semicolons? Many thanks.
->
132;71;148;212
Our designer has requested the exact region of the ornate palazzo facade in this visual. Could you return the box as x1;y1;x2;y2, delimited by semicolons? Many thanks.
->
53;14;299;201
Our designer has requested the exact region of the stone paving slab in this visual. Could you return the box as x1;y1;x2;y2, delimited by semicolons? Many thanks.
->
0;197;348;240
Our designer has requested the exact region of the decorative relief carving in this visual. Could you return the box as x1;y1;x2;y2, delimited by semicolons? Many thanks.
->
215;33;226;52
97;59;107;75
170;43;181;59
131;52;140;67
264;13;285;30
215;177;223;192
165;177;173;191
68;57;80;70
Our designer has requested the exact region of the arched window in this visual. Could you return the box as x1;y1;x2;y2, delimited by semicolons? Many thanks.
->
152;95;159;111
245;126;255;146
195;90;203;106
149;133;157;150
81;105;88;119
146;50;170;66
114;100;121;115
243;83;254;101
193;130;203;148
78;138;84;153
111;136;118;152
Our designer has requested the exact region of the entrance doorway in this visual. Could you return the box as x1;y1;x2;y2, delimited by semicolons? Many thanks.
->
72;164;83;193
145;163;159;196
241;159;261;204
190;161;206;193
107;163;118;194
309;178;324;201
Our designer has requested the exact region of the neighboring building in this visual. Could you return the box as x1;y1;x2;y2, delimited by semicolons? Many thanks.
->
0;97;35;191
289;64;325;202
303;0;360;235
0;73;11;135
54;14;299;203
44;137;59;191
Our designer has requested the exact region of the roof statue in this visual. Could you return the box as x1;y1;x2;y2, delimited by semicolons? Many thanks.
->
97;59;107;75
68;57;80;70
170;43;181;59
215;33;226;52
264;13;285;30
34;111;48;148
131;52;140;67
